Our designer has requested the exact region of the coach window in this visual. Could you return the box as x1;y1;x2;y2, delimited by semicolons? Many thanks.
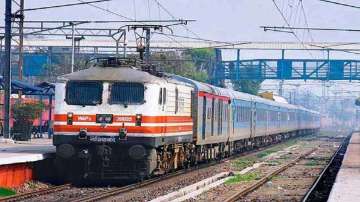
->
175;88;179;113
212;98;215;120
110;82;145;105
66;81;103;106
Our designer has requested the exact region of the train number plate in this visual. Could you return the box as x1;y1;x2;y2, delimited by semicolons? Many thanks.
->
89;136;116;143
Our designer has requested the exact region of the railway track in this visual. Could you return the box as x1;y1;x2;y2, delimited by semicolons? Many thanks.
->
224;148;318;202
0;184;71;202
0;133;318;202
70;170;189;202
70;136;308;202
302;134;351;202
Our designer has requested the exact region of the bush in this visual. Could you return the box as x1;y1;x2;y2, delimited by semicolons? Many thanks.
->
12;102;45;140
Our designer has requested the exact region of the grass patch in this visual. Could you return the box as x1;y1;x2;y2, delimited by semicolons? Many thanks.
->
0;187;16;197
305;160;319;167
256;149;277;158
225;172;260;185
231;157;257;170
256;138;299;159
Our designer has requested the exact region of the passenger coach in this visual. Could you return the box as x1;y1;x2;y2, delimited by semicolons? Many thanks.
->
53;58;320;181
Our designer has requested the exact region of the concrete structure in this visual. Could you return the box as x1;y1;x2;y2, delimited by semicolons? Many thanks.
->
328;132;360;202
0;138;55;188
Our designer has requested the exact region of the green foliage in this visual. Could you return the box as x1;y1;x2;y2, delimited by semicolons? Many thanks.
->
305;160;320;167
231;156;257;171
0;187;16;197
13;102;45;122
152;48;215;83
12;102;45;139
225;172;260;185
256;150;274;158
233;80;262;95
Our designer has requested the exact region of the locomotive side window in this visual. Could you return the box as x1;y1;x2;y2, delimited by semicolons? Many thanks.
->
163;88;167;104
158;88;167;105
110;82;144;104
159;88;163;105
65;81;103;106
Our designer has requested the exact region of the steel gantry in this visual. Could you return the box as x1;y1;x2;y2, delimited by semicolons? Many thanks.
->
213;49;360;85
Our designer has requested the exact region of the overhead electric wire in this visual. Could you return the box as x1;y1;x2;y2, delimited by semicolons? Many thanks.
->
317;0;360;9
73;0;239;49
152;32;235;45
77;0;134;21
271;0;315;58
22;0;111;12
22;20;194;24
262;26;360;32
76;0;190;48
300;0;315;42
152;0;202;39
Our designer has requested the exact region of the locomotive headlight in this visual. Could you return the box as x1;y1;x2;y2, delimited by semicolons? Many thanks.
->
135;114;142;126
67;112;73;125
78;129;87;139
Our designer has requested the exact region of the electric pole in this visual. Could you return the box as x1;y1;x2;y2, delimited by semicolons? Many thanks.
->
18;0;24;81
144;28;151;64
4;0;12;138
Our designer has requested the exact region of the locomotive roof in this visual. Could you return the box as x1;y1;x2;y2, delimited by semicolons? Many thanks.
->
59;66;166;84
170;74;317;114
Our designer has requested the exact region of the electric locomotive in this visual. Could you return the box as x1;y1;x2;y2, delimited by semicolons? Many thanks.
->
53;57;320;181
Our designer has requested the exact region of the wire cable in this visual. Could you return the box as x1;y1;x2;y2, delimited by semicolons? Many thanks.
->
77;0;134;21
23;0;111;12
317;0;360;9
300;0;315;42
77;0;188;48
152;0;201;39
272;0;315;58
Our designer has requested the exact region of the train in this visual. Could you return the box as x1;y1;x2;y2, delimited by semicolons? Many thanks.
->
53;58;320;182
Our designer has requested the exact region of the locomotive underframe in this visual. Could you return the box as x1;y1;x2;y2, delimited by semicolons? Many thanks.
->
54;128;318;182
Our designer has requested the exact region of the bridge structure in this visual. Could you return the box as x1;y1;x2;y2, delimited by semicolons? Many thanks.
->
213;46;360;86
2;38;360;83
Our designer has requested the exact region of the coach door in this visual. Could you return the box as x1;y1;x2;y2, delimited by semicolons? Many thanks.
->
250;101;256;138
266;109;269;135
202;97;207;140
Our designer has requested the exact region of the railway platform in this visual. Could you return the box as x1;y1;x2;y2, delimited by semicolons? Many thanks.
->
0;138;55;188
328;132;360;202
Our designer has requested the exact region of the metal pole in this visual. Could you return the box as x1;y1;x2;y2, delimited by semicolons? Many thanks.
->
145;28;150;64
0;36;4;74
71;23;75;73
18;0;24;81
236;49;240;80
39;95;43;138
123;32;127;58
4;0;12;139
47;95;53;139
279;49;285;96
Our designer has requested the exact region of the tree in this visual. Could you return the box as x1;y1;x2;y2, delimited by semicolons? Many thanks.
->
152;49;214;83
232;80;262;95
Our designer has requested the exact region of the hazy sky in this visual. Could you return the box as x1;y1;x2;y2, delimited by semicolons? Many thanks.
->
1;0;360;42
2;0;360;96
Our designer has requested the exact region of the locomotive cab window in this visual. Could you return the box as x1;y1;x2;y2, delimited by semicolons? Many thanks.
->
110;82;145;104
65;81;103;106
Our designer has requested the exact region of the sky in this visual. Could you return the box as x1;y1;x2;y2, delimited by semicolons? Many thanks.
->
2;0;360;97
1;0;360;42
